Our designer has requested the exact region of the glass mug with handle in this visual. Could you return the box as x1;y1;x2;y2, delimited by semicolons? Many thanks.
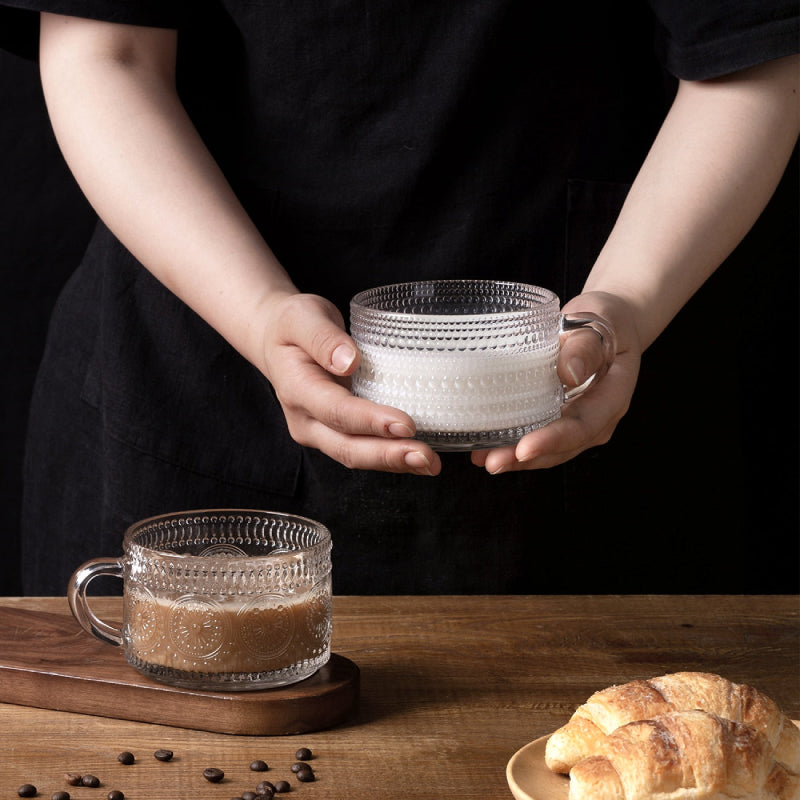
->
349;280;616;451
68;509;333;691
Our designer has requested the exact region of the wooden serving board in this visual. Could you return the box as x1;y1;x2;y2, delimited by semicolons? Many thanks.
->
0;601;359;736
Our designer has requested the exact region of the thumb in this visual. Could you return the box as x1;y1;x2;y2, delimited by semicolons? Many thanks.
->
328;337;360;375
282;294;361;376
557;314;616;389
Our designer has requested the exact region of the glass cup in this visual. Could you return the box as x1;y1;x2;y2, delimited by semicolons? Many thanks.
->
350;280;615;451
68;510;333;691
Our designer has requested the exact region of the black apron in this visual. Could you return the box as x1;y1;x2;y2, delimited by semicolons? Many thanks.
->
2;0;797;594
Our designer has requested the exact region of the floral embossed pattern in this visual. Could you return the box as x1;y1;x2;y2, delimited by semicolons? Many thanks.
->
169;596;228;661
237;595;295;661
126;585;159;651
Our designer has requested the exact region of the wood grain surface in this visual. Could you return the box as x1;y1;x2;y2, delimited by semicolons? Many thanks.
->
1;595;798;800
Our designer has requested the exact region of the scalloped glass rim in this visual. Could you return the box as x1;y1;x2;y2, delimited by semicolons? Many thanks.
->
350;280;559;323
123;509;332;570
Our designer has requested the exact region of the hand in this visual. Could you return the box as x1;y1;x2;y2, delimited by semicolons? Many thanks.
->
257;292;442;476
471;291;642;473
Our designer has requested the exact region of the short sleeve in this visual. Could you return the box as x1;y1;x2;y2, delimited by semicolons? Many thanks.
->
0;0;183;60
647;0;799;80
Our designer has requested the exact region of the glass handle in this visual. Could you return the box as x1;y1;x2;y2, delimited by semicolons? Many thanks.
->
67;559;124;647
560;313;617;401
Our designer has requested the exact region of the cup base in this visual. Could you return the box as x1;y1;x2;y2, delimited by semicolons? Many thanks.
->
415;412;561;451
126;650;330;692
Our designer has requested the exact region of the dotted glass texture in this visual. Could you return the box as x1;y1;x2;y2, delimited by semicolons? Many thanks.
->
350;281;564;450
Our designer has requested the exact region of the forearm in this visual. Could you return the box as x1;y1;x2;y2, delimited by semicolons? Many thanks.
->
37;14;442;475
38;13;297;369
578;54;800;350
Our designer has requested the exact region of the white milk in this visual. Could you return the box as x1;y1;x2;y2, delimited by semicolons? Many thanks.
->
354;339;562;434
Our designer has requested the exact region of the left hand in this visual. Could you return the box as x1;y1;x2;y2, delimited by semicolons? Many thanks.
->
471;291;642;473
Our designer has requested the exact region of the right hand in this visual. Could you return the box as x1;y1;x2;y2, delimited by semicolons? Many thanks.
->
256;292;442;476
471;290;641;474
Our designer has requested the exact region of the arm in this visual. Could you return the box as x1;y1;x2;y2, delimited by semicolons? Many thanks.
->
38;12;441;476
474;53;800;474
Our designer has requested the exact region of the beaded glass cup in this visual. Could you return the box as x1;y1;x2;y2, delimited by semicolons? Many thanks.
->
68;510;332;691
350;280;615;450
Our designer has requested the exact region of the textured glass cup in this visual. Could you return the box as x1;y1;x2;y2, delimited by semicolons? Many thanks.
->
350;280;615;451
68;510;333;691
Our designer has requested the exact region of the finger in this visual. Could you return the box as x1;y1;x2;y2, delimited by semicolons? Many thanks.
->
476;349;639;473
281;357;418;439
557;325;608;388
515;410;606;467
471;412;604;472
476;409;602;474
304;418;442;475
518;357;627;461
470;446;517;474
514;360;631;466
470;449;489;467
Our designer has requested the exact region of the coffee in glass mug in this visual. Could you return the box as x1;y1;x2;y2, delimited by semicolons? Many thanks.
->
68;510;332;691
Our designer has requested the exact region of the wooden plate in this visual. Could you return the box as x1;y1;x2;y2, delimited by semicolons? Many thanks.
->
506;721;800;799
506;735;568;800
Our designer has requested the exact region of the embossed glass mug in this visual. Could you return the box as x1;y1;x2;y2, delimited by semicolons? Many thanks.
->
350;280;615;450
68;510;333;691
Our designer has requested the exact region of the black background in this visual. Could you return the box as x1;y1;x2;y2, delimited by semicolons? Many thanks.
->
1;45;797;596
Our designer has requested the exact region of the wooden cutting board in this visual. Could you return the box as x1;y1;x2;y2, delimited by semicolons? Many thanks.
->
0;600;359;735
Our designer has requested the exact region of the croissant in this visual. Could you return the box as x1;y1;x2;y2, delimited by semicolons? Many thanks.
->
545;672;800;774
567;710;800;800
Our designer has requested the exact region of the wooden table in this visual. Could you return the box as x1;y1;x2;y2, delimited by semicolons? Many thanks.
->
1;595;798;799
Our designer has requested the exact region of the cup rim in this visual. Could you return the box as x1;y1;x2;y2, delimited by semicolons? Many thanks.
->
122;508;332;566
350;279;559;321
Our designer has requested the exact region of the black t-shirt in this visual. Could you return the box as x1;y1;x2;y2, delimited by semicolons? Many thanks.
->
3;0;796;297
1;0;797;594
1;1;795;309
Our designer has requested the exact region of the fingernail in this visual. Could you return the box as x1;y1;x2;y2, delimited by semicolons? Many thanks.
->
331;343;356;373
489;464;506;475
405;450;433;475
567;357;585;387
388;422;415;438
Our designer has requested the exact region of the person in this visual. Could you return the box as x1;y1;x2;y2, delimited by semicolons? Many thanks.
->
1;1;797;595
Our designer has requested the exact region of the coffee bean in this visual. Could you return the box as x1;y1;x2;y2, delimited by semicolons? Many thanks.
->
154;749;174;762
241;792;257;800
17;785;37;798
256;780;275;794
256;788;275;799
250;759;269;772
117;751;135;765
64;773;82;786
294;747;312;761
107;792;125;800
273;780;291;793
51;793;70;800
81;775;101;788
203;767;225;783
296;768;314;783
